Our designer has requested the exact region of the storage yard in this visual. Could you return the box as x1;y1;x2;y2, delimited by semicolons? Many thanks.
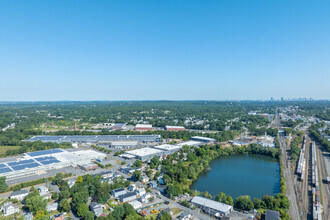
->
0;148;106;179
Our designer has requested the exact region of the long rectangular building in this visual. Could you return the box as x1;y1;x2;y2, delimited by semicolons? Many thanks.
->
25;135;161;144
191;196;233;217
0;148;106;179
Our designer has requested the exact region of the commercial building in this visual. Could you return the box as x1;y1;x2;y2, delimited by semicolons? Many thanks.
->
176;141;203;148
0;148;106;179
128;200;142;210
111;188;127;198
125;147;165;160
110;141;138;149
165;125;185;131
119;192;136;203
191;196;233;217
26;135;161;144
190;136;216;143
10;189;28;200
135;124;152;131
152;144;182;154
79;163;98;171
110;124;127;130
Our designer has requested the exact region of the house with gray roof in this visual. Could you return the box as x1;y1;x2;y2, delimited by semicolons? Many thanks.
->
10;189;28;200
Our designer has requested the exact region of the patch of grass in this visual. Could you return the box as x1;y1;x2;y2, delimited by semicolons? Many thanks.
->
171;207;183;215
0;146;21;154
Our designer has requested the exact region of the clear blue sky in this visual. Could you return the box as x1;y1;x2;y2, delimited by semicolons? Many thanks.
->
0;0;329;101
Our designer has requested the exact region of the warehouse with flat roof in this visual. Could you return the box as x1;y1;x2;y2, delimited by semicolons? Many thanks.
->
25;135;161;144
165;125;185;131
152;144;182;154
191;196;233;217
191;136;216;143
135;124;152;131
125;147;165;160
0;148;106;179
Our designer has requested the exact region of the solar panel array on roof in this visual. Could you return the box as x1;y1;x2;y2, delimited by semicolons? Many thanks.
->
0;167;12;174
26;149;63;157
35;156;60;165
0;164;7;168
8;159;40;171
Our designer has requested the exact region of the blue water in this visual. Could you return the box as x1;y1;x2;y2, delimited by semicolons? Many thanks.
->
191;154;280;199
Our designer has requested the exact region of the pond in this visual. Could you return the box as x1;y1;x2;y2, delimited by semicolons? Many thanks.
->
191;154;280;199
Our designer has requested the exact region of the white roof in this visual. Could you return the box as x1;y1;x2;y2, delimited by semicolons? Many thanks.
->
153;144;182;151
126;147;164;157
176;141;202;146
191;136;216;141
191;196;233;213
135;124;152;128
166;125;185;129
128;200;142;209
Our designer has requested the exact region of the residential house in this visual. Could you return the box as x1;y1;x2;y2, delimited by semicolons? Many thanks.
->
1;202;19;216
179;211;192;220
128;184;136;192
148;181;157;188
90;202;104;217
67;179;76;188
46;202;58;212
24;212;33;220
136;188;146;197
139;193;152;203
10;189;28;200
157;185;167;194
141;175;149;183
50;213;66;220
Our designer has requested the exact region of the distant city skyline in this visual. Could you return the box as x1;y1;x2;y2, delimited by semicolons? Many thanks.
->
0;1;329;101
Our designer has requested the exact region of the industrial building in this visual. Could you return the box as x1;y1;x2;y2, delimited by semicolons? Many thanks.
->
109;141;138;149
0;148;106;179
110;123;127;130
152;144;182;154
125;147;165;160
135;124;152;131
25;135;161;144
191;196;233;217
165;125;185;131
190;136;216;143
176;141;203;147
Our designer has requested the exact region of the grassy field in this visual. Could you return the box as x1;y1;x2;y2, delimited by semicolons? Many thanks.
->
171;207;183;215
0;146;21;154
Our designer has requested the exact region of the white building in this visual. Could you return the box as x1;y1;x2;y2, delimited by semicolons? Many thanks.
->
136;188;146;197
1;202;19;216
191;196;233;217
46;202;58;212
128;200;143;210
111;188;127;198
10;189;28;200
